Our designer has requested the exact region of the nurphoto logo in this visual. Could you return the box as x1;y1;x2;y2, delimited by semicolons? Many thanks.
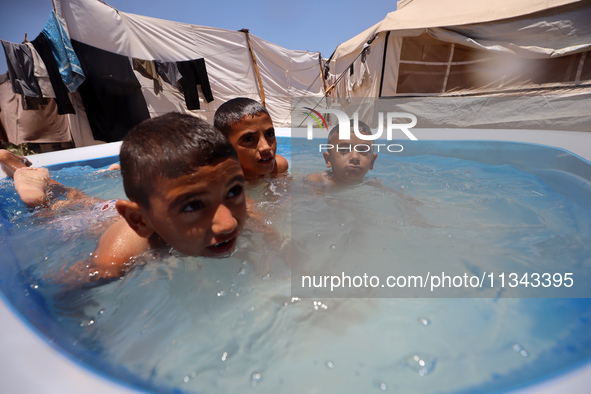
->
302;107;418;153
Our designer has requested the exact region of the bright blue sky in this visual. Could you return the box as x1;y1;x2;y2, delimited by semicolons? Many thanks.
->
0;0;396;73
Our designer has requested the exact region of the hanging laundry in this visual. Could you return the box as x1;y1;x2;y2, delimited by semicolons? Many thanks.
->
31;33;75;115
25;42;55;98
141;62;189;116
154;61;183;89
361;43;371;63
42;10;85;93
132;58;163;95
154;59;213;110
1;40;42;99
348;57;371;92
0;77;71;145
72;40;149;142
176;59;214;110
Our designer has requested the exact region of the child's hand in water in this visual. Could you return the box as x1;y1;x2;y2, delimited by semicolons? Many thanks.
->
97;163;121;173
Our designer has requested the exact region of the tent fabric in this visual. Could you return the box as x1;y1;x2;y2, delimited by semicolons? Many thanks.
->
0;78;71;144
427;3;591;59
1;0;323;147
326;0;591;131
330;0;591;76
332;0;584;63
370;90;591;131
53;0;323;133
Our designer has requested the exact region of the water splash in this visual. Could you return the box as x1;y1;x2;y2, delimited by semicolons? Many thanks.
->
251;371;262;387
513;343;529;357
403;353;436;376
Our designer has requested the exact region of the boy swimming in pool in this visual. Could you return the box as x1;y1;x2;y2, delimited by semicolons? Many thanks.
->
303;119;431;227
305;120;378;187
214;97;288;179
0;113;247;282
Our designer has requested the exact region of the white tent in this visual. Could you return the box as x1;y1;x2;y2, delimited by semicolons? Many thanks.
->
2;0;325;147
326;0;591;131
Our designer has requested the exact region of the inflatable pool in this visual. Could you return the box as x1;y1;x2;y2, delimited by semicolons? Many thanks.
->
1;127;591;393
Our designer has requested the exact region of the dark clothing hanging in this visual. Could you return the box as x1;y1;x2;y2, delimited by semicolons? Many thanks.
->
72;40;150;142
153;59;214;110
1;40;42;98
31;34;75;115
154;61;183;89
176;59;214;110
132;58;163;94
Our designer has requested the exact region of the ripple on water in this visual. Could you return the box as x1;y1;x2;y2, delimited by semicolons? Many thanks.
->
403;353;437;376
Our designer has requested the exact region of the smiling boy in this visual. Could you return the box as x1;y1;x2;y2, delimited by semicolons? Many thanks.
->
214;97;288;179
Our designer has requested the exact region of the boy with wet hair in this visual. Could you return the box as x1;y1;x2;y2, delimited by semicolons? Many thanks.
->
0;113;247;282
214;97;288;179
305;120;378;187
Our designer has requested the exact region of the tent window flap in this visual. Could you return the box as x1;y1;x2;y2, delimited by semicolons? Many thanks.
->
394;33;591;95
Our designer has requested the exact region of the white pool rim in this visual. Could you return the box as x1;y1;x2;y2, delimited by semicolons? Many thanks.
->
1;127;590;393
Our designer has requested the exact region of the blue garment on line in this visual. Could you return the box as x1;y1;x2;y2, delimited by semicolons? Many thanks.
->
41;10;85;92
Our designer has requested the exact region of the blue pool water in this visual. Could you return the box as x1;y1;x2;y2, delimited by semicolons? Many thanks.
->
1;137;591;393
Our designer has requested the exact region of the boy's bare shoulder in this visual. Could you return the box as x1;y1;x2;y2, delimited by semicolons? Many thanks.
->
55;218;154;286
275;154;289;175
90;218;152;279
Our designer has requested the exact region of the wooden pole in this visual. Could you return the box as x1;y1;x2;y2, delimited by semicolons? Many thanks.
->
240;29;266;108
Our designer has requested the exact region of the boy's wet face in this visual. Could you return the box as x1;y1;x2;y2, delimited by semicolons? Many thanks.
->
226;113;277;178
142;157;247;258
324;131;377;182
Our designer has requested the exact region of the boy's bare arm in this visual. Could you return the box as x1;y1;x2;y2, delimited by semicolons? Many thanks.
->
57;218;150;285
89;218;151;278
